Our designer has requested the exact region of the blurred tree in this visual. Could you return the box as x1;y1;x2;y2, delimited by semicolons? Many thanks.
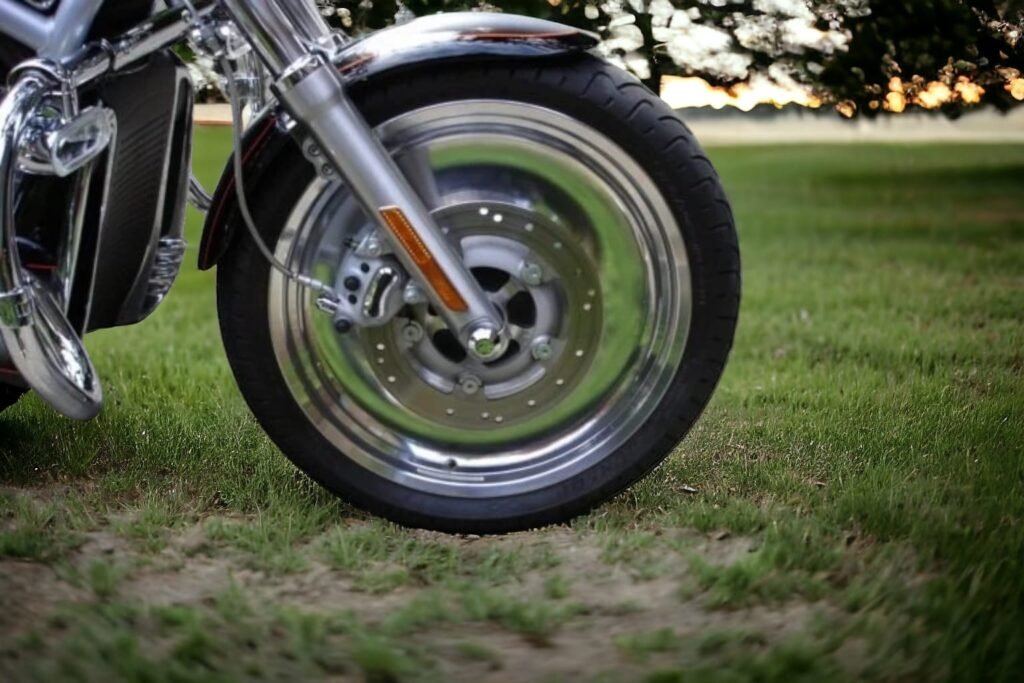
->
317;1;1024;115
316;0;401;30
818;0;1024;115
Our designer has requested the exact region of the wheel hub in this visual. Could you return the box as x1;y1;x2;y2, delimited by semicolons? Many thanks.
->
361;201;603;429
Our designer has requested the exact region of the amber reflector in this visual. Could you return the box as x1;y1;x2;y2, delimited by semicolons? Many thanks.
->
378;206;468;312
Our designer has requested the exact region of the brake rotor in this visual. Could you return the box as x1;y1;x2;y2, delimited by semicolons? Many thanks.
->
360;201;603;429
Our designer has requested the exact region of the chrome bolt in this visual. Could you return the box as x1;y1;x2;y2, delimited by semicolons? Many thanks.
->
315;297;339;314
459;374;482;395
402;322;424;344
365;237;382;257
467;326;503;361
519;261;543;286
531;337;554;361
320;164;334;177
403;283;426;305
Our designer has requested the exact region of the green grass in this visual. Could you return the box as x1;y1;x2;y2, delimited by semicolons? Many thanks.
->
615;627;684;660
0;133;1022;681
319;521;560;589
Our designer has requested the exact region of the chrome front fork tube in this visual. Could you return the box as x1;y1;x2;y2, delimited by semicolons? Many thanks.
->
219;0;508;360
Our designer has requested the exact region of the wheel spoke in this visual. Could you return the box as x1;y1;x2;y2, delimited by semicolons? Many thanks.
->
491;281;522;308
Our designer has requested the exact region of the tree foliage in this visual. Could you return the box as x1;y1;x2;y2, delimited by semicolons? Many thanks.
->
318;0;1024;114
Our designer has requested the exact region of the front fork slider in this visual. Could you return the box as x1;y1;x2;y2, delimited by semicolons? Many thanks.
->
218;0;507;361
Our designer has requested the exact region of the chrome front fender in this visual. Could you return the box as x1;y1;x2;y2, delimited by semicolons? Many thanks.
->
197;12;599;270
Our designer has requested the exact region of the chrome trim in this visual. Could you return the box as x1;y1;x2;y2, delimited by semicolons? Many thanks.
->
218;0;315;75
0;76;46;324
332;12;599;78
72;118;116;332
143;236;187;310
81;2;217;85
58;159;95;307
0;73;101;418
0;0;215;63
4;1;218;94
17;105;115;177
188;174;212;211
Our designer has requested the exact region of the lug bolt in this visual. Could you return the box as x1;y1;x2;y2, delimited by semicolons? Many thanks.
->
520;261;543;286
403;283;426;305
343;276;361;292
334;318;353;334
459;374;482;395
402;322;424;344
531;337;553;361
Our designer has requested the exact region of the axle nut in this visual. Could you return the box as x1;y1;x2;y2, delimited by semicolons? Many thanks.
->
468;326;503;361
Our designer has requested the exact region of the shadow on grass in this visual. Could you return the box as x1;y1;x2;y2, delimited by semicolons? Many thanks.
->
820;162;1024;191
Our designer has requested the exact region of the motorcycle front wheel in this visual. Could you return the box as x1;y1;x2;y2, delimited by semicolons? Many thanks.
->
217;56;740;533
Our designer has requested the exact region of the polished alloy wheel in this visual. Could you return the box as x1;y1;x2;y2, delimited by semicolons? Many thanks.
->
267;100;691;497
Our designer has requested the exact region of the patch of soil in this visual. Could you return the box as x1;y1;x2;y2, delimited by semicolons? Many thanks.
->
0;560;87;642
0;492;846;681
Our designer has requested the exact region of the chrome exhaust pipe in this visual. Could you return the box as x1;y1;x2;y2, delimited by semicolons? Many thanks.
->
0;74;102;420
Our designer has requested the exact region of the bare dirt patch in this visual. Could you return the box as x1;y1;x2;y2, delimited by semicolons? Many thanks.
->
0;497;845;681
0;560;87;642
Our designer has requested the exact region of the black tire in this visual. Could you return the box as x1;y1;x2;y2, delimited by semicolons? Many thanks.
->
216;56;740;533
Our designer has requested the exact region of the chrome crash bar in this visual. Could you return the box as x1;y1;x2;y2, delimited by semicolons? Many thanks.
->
0;1;217;418
0;75;102;419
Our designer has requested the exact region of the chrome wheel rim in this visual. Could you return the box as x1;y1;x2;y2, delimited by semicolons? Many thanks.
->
269;100;691;498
